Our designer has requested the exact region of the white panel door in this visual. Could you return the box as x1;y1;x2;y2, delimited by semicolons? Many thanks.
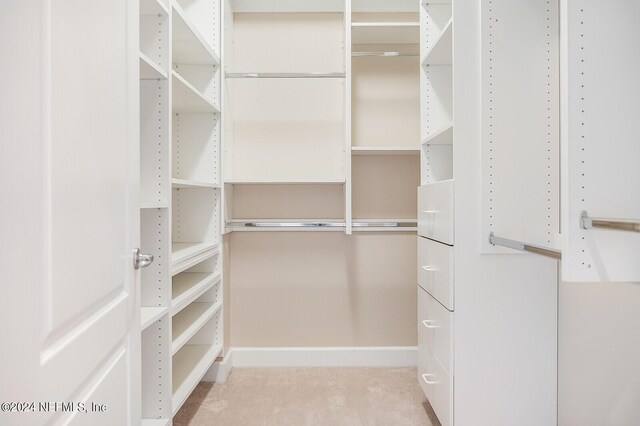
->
561;0;640;282
0;1;139;425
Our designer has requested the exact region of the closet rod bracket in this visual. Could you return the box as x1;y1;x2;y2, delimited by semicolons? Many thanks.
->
580;211;640;233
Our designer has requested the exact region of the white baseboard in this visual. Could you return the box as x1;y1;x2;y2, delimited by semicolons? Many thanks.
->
228;346;416;368
202;353;233;383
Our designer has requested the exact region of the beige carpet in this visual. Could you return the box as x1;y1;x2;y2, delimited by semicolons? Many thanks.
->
174;367;440;426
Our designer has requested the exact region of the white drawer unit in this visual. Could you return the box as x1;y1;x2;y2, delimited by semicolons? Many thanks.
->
418;236;454;310
418;287;454;426
418;180;454;245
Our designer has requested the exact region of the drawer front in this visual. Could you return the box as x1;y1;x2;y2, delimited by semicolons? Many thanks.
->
417;180;454;245
417;236;454;310
417;288;431;399
419;289;453;374
419;352;453;426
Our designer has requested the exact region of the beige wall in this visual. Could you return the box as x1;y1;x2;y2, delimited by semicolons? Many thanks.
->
558;282;640;426
228;232;417;347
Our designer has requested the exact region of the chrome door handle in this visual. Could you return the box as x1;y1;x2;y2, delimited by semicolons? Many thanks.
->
133;248;154;269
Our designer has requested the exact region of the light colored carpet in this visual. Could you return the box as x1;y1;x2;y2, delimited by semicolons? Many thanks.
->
174;367;440;426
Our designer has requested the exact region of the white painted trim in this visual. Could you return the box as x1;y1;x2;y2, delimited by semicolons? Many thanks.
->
229;346;417;368
202;352;233;383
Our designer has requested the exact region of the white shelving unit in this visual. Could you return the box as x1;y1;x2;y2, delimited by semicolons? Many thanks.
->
139;0;223;422
421;18;452;65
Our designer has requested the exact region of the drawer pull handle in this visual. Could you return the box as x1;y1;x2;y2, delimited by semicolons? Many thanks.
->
421;265;438;272
422;373;440;385
422;320;439;329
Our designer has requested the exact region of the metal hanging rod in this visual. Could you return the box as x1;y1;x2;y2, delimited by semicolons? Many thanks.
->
352;221;417;228
226;72;346;79
229;221;345;228
580;211;640;233
489;233;562;260
352;51;419;57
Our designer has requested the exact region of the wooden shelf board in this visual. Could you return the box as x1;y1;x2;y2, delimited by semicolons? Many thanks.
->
422;19;452;65
140;0;169;16
140;202;169;209
140;52;168;80
172;344;223;416
171;242;218;268
172;301;222;355
172;71;219;113
352;22;420;44
172;3;220;65
172;272;222;316
141;307;168;331
171;178;221;189
352;147;420;156
421;123;453;145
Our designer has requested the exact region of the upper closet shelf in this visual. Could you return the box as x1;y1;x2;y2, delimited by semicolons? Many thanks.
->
140;52;168;80
172;71;219;113
351;22;419;44
352;147;419;156
226;72;345;79
140;0;169;16
172;178;221;189
172;3;220;65
421;122;453;145
225;179;346;184
422;18;452;65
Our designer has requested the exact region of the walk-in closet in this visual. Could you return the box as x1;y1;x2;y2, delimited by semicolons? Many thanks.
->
2;0;639;425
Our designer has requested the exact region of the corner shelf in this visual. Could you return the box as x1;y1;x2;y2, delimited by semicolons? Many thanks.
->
352;147;420;156
351;22;420;44
172;344;223;416
421;122;453;145
172;3;220;65
422;18;452;65
141;307;169;331
140;52;168;80
172;71;219;113
140;0;169;16
171;178;221;189
172;272;222;316
171;301;223;355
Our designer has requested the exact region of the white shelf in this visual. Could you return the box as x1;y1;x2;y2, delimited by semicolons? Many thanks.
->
422;122;453;145
141;307;168;331
140;201;169;209
140;0;169;16
141;419;170;426
172;301;222;355
172;71;219;113
422;18;452;65
172;272;221;316
352;22;420;44
140;52;168;80
172;3;220;65
352;147;420;156
171;178;220;189
172;344;222;416
172;242;218;269
225;179;346;185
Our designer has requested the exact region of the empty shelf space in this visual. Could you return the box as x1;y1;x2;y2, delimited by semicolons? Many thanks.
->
141;306;168;330
172;242;218;269
140;52;168;80
140;201;169;209
171;178;220;189
140;0;169;16
422;19;452;65
352;147;420;156
172;301;222;355
172;71;219;113
172;272;221;315
351;22;420;44
422;123;453;145
172;3;219;65
141;419;170;426
172;344;223;416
